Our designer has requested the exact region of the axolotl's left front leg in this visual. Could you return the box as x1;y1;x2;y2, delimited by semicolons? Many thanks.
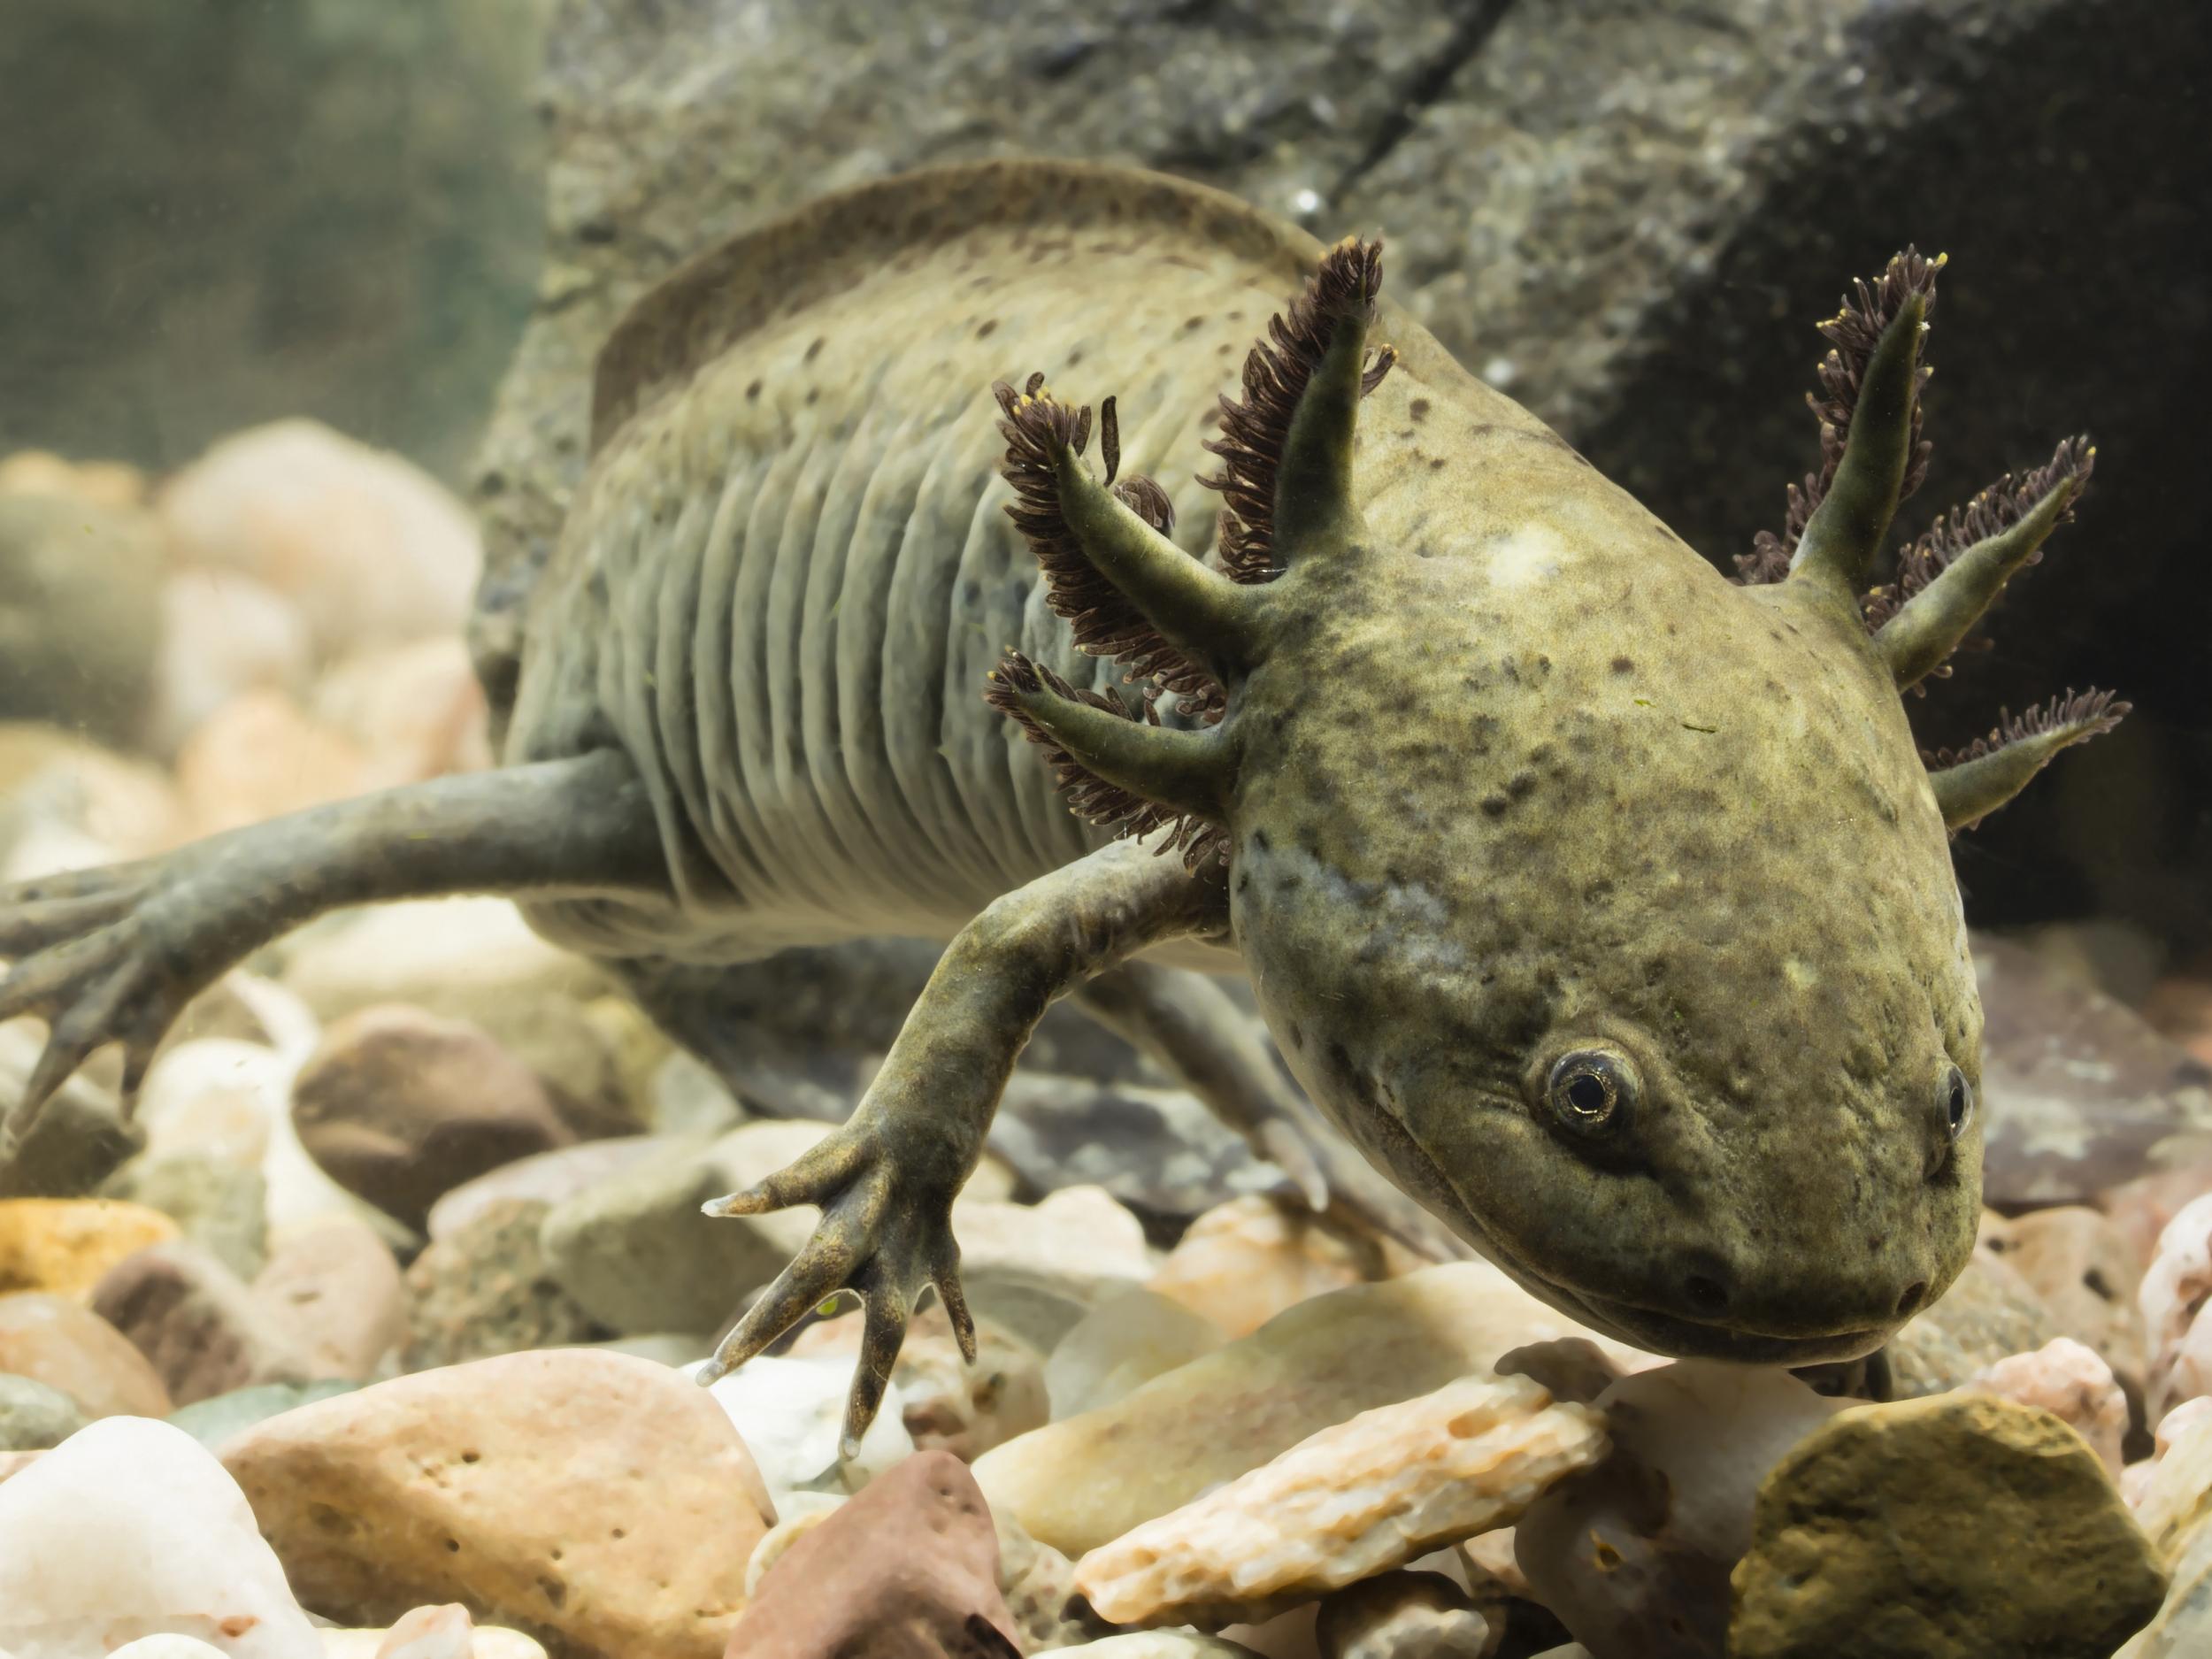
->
695;836;1229;1448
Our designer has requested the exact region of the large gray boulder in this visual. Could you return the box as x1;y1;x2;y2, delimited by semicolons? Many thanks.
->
468;0;2207;947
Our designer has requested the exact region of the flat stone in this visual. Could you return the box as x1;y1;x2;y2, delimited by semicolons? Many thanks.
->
426;1137;664;1242
0;1290;171;1417
1076;1372;1604;1629
224;1348;774;1656
0;1371;88;1451
1515;1362;1848;1659
724;1448;1020;1658
401;1197;605;1371
292;1004;579;1231
89;1238;313;1407
974;1263;1648;1558
0;1415;322;1656
1731;1393;2166;1659
538;1123;824;1335
1147;1195;1379;1339
2120;1414;2212;1656
1979;1205;2147;1396
1965;1338;2130;1473
0;1196;179;1297
103;1151;270;1282
1314;1571;1495;1659
250;1214;406;1380
1044;1289;1225;1421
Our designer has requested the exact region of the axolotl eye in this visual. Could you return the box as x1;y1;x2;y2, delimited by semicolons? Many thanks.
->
1546;1049;1638;1137
1942;1065;1974;1140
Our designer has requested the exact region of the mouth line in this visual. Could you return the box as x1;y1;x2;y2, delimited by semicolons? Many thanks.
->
1391;1116;1886;1357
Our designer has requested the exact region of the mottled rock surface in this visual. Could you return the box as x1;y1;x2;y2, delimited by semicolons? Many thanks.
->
0;1371;87;1451
1314;1571;1496;1659
1731;1394;2164;1659
250;1215;406;1381
88;1238;312;1407
725;1449;1020;1658
1148;1195;1383;1339
1516;1363;1847;1659
1076;1373;1604;1629
978;1263;1647;1559
0;1196;178;1298
1885;1244;2064;1396
224;1349;774;1659
1980;1204;2147;1396
791;1303;1047;1462
1965;1338;2130;1473
401;1197;605;1371
104;1152;270;1283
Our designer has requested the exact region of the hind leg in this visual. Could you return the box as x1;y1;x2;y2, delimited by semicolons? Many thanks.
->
0;749;668;1153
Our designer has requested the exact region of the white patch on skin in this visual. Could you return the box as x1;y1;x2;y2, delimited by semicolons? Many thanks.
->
1260;843;1468;975
1485;523;1571;591
1783;956;1819;993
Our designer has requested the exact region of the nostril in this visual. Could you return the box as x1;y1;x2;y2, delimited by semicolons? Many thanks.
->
1895;1279;1929;1317
1684;1273;1730;1315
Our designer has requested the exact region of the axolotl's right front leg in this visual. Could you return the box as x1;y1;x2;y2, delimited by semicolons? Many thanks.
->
695;836;1229;1449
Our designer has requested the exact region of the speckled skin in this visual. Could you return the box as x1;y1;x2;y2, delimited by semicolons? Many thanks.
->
4;161;2078;1440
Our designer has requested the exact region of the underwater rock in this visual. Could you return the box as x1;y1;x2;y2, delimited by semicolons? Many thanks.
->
1974;939;2212;1207
1979;1204;2148;1398
723;1448;1020;1659
249;1213;405;1381
1074;1372;1603;1629
131;1037;291;1175
0;489;163;747
316;1607;551;1659
1044;1288;1227;1421
0;1020;142;1199
173;688;369;840
0;1416;322;1658
224;1348;772;1656
703;1352;913;1501
2141;1192;2212;1422
1313;1571;1496;1659
950;1184;1157;1316
975;1263;1647;1561
158;420;482;661
741;1490;846;1600
88;1238;312;1408
0;1371;86;1451
1730;1394;2164;1659
401;1196;606;1371
1048;1641;1263;1659
995;1504;1096;1652
292;1003;580;1232
0;1290;170;1418
2119;1413;2212;1655
148;567;314;761
104;1640;234;1659
790;1302;1047;1462
165;1378;359;1454
1147;1194;1383;1339
1964;1338;2130;1473
311;637;495;792
539;1122;826;1335
426;1135;664;1242
103;1151;270;1283
1884;1241;2065;1396
1513;1361;1847;1659
2103;1153;2212;1280
0;724;180;876
0;1196;179;1298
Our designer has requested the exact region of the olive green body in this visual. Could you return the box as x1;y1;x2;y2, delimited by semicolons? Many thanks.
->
503;161;1982;1358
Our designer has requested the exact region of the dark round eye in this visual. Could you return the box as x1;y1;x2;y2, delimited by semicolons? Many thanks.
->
1547;1050;1636;1136
1942;1066;1974;1139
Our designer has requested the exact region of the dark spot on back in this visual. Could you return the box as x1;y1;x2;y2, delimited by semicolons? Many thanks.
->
1184;315;1206;331
804;336;825;363
745;379;763;401
1610;656;1635;674
977;319;998;338
1409;398;1431;421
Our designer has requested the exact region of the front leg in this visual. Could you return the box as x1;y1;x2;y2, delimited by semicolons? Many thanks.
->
695;838;1226;1450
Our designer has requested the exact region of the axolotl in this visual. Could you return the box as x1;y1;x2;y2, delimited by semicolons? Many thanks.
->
0;160;2122;1445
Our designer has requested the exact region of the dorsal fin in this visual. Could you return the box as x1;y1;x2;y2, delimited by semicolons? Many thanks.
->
590;158;1421;454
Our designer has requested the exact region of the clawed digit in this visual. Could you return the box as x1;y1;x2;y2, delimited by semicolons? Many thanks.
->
695;1132;975;1455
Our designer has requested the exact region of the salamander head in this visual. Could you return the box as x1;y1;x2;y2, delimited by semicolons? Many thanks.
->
986;234;2122;1363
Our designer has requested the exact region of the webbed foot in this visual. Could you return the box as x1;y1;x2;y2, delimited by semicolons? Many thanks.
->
696;1110;976;1457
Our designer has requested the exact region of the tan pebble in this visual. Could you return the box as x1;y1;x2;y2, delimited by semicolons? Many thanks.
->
0;1198;180;1299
